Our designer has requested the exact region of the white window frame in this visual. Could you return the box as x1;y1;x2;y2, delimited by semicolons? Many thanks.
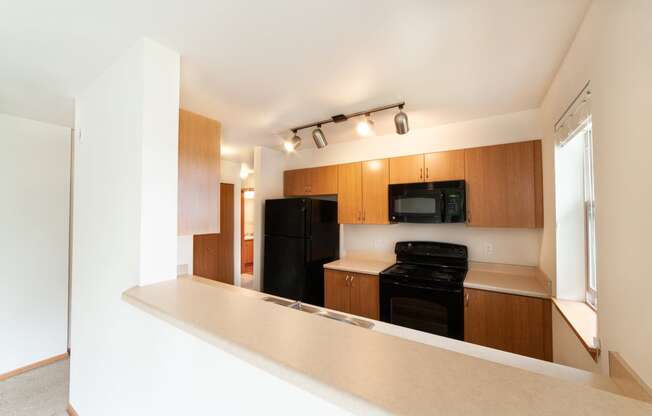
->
583;121;598;310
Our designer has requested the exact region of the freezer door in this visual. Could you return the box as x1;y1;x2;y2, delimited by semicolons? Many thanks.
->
262;235;307;300
264;198;309;238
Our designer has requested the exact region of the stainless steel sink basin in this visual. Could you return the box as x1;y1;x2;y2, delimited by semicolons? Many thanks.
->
261;297;295;307
262;297;374;329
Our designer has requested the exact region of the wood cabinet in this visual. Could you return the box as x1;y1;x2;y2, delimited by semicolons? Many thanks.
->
389;154;424;184
337;162;363;224
324;269;379;320
178;109;220;235
337;160;389;224
389;150;465;184
424;150;465;181
194;183;234;284
282;141;544;229
283;165;337;196
324;269;350;313
284;169;310;196
464;288;552;361
464;141;543;228
361;159;389;224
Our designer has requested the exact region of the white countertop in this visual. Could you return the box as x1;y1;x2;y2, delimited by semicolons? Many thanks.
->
325;258;550;298
122;276;651;415
464;262;550;298
323;257;394;276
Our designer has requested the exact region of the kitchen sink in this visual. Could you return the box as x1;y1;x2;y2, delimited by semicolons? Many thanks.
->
261;297;374;329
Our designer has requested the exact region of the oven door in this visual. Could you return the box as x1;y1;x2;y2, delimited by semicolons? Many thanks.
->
388;182;444;223
379;278;464;340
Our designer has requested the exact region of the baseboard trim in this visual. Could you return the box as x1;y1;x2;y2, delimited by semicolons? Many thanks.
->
609;351;652;403
0;352;69;381
66;404;79;416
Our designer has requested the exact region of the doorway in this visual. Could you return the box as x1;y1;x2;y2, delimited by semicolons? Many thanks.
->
241;188;255;288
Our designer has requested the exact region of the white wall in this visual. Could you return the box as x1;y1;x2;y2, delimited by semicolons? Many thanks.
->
0;113;70;374
540;0;652;383
176;159;242;284
286;109;545;266
70;38;180;413
253;146;286;291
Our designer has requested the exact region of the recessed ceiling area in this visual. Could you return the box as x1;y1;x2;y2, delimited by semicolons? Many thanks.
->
0;0;590;162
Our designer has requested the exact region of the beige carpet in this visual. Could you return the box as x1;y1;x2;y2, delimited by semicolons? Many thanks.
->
0;358;69;416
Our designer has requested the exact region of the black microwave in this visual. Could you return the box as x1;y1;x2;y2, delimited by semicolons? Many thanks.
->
388;180;466;223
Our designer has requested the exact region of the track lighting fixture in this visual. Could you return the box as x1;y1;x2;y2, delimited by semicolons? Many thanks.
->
284;131;302;152
356;114;374;136
288;101;407;151
394;104;409;135
312;125;328;149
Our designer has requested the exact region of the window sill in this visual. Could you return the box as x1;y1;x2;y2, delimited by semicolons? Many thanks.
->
552;298;599;361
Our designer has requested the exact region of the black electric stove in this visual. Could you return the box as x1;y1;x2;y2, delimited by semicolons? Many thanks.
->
379;241;468;339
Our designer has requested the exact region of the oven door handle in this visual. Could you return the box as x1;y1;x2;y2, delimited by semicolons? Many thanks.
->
391;280;461;294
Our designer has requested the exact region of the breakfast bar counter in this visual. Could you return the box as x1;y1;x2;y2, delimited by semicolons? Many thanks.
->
122;276;650;415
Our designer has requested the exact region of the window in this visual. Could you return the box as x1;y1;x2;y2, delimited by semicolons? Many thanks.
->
557;118;597;309
583;121;598;309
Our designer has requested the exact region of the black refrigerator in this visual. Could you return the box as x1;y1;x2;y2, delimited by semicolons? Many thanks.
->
263;198;339;306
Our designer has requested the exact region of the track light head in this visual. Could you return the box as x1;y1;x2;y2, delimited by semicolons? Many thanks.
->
312;126;328;149
394;105;409;135
284;131;302;152
356;114;374;136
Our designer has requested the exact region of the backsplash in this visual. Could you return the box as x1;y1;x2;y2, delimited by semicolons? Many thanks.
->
342;223;542;266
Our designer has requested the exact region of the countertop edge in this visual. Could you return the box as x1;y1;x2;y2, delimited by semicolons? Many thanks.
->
463;282;550;299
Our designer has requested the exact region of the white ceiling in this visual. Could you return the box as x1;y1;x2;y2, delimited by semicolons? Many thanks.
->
1;0;590;163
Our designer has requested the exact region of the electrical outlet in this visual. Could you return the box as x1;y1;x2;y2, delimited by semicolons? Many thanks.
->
484;243;494;256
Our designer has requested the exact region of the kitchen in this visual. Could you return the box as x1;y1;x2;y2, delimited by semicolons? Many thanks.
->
3;1;651;415
262;123;551;360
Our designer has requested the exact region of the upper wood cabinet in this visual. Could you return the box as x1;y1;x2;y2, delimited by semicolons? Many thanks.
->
464;288;552;361
389;154;424;184
283;165;337;196
338;159;389;224
310;165;338;195
464;140;543;228
424;150;465;181
284;169;309;196
361;159;389;224
389;150;465;184
325;269;379;320
178;109;220;236
337;162;363;224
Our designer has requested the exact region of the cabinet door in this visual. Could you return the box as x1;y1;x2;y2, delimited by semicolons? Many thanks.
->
464;141;543;228
389;154;424;184
424;150;465;181
178;109;220;235
310;165;338;195
349;273;379;320
464;288;551;361
362;159;389;224
337;162;363;224
284;169;310;196
324;269;351;313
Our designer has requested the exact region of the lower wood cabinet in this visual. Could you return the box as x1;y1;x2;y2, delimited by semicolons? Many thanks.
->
464;288;552;361
324;269;379;320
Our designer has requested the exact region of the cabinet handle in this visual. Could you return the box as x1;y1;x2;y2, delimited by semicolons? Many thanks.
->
425;167;429;179
419;168;423;180
362;211;366;222
464;293;469;307
357;211;361;222
466;211;471;224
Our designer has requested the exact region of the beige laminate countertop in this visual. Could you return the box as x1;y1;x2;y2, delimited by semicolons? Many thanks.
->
122;276;650;415
464;262;550;298
323;257;394;275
